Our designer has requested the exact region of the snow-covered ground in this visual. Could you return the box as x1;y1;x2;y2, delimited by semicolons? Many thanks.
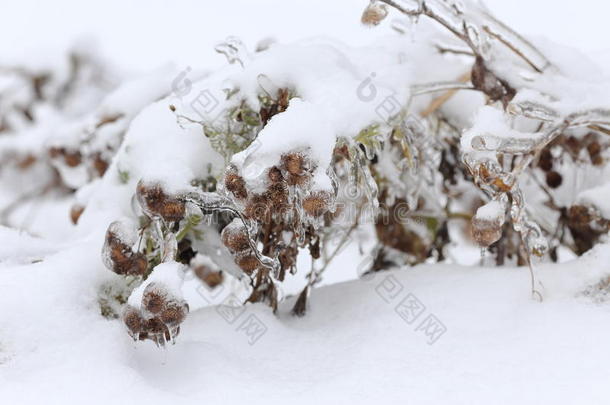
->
1;227;610;404
1;1;610;404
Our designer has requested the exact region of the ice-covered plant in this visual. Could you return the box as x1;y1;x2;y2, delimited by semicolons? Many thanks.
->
98;0;610;341
2;0;609;346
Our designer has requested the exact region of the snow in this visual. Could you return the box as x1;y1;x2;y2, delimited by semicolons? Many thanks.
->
233;98;336;180
128;261;186;308
578;182;610;219
2;228;610;404
475;199;504;220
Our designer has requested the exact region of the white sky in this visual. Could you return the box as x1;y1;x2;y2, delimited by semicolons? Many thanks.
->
1;0;608;71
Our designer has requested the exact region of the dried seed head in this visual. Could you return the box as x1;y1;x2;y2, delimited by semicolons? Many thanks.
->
287;172;311;187
591;154;604;166
103;224;148;276
333;144;350;161
546;171;563;189
361;2;388;26
93;153;109;176
471;56;516;105
265;182;288;212
48;147;62;159
49;147;82;167
221;219;250;253
224;167;248;200
471;217;503;247
193;264;224;288
568;205;593;225
267;166;283;183
537;149;553;172
70;204;85;225
123;306;144;336
235;252;259;274
64;150;82;167
244;193;271;221
587;140;604;165
587;140;601;157
142;283;168;315
302;191;332;217
136;180;185;222
160;301;188;327
565;136;582;155
280;152;312;187
471;201;505;248
66;151;82;167
17;154;36;170
281;152;306;176
143;317;169;336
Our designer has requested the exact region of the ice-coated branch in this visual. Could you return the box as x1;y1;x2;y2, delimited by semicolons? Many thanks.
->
376;0;551;73
411;80;475;96
183;191;280;274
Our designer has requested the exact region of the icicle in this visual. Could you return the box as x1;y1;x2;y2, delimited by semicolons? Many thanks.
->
161;233;178;262
361;163;380;211
471;134;538;154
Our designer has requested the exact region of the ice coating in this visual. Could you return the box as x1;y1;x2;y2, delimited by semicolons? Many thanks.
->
100;218;138;271
461;106;541;162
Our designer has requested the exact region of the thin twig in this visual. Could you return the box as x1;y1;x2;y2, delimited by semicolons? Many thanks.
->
312;202;364;284
421;71;472;117
482;26;543;73
434;44;475;57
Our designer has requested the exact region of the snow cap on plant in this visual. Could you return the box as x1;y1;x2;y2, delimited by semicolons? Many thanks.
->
472;200;506;248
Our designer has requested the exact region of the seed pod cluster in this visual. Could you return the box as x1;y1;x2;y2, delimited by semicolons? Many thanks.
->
123;282;189;346
220;151;334;281
136;179;186;222
102;220;148;276
224;165;248;200
302;190;333;217
224;151;333;223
